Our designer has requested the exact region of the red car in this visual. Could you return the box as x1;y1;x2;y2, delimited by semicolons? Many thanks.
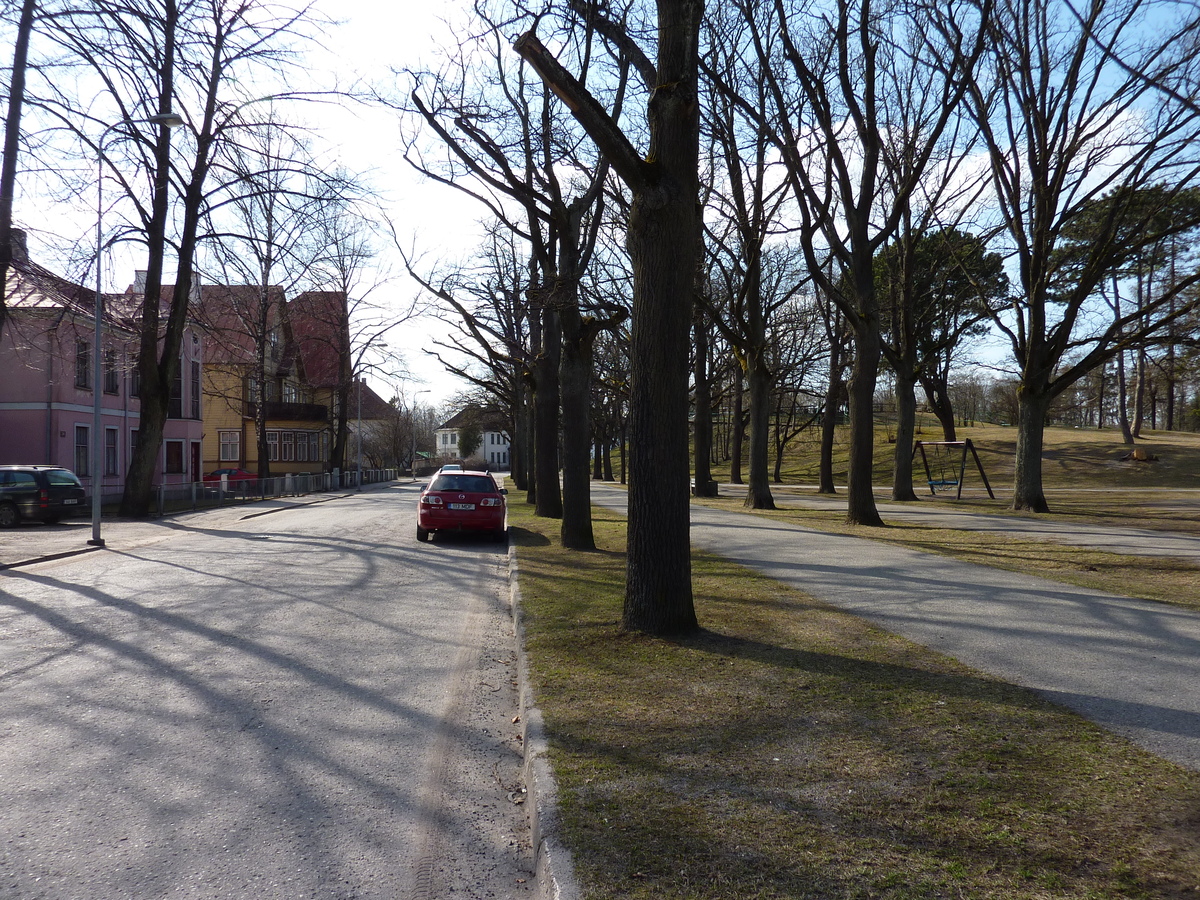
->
417;470;507;542
203;467;258;484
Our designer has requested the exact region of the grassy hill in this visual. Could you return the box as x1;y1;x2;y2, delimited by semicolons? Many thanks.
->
768;420;1200;492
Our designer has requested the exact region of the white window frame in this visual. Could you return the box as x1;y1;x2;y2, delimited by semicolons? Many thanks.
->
219;430;240;462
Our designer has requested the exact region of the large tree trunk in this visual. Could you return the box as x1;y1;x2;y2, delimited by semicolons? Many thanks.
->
560;304;594;549
510;370;529;491
330;381;350;473
892;369;919;501
1132;346;1147;438
845;325;884;526
533;307;562;518
0;0;36;342
1116;348;1134;444
919;374;957;441
514;0;702;633
744;352;775;509
693;308;717;496
729;374;745;484
120;9;183;517
818;335;842;494
1012;385;1052;512
621;0;702;635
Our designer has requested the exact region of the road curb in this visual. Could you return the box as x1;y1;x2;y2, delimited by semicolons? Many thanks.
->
0;546;101;570
508;544;581;900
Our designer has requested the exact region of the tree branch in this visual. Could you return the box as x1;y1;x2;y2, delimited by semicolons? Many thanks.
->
513;30;650;193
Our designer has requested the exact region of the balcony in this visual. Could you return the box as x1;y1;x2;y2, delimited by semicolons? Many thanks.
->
246;401;329;422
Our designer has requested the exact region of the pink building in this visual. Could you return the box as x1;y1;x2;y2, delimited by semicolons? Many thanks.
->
0;231;204;495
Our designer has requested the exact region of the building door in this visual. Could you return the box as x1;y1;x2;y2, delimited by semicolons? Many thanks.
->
191;442;201;483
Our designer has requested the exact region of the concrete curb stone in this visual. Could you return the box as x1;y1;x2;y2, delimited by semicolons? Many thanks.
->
508;543;581;900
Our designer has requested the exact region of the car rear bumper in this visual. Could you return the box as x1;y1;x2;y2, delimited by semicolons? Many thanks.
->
418;509;505;532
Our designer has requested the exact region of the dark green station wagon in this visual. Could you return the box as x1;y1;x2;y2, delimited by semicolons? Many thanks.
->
0;465;87;527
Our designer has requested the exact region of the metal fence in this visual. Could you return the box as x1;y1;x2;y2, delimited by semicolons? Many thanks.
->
94;469;401;517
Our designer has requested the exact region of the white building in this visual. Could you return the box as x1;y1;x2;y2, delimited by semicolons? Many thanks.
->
434;407;511;470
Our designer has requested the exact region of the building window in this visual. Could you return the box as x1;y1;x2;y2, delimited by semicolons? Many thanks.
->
75;341;91;389
297;433;309;462
104;350;119;394
310;433;321;462
282;431;294;461
105;428;119;476
168;363;183;418
165;440;185;474
129;355;140;397
283;382;298;403
267;431;279;461
75;425;90;475
219;430;240;462
190;360;201;419
130;429;139;457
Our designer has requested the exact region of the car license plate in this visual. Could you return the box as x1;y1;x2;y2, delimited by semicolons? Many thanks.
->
449;503;475;511
62;498;78;505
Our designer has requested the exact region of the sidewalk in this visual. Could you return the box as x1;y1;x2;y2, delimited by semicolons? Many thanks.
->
0;489;366;570
725;481;1200;562
591;482;1200;772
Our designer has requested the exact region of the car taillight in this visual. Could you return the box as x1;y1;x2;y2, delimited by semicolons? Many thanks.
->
480;497;503;507
38;489;49;508
422;495;444;507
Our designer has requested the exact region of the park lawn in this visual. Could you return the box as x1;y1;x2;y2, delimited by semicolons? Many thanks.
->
509;500;1200;900
770;421;1200;493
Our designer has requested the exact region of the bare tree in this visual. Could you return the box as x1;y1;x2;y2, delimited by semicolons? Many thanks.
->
721;0;991;524
399;0;628;548
199;119;331;478
517;0;704;633
402;225;534;491
961;0;1200;511
701;9;807;509
26;0;321;514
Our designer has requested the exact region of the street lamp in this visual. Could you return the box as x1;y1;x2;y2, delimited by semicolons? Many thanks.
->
411;389;430;482
90;111;184;547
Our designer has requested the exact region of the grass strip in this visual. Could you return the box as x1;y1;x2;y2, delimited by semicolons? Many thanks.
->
510;500;1200;899
693;495;1200;614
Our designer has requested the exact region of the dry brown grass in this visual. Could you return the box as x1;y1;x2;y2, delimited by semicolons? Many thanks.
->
511;502;1200;900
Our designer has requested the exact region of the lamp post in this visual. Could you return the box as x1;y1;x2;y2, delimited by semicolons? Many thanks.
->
90;112;184;547
411;389;430;481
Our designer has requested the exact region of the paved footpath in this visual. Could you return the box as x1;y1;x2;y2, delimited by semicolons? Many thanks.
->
763;483;1200;562
592;483;1200;772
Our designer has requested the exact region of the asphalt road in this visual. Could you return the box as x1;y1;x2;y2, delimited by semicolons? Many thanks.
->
0;483;533;899
593;482;1200;772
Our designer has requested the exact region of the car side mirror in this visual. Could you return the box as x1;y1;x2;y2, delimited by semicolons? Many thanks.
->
500;488;508;495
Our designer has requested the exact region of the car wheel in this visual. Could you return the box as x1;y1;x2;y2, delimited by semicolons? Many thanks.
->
416;525;430;542
0;502;19;528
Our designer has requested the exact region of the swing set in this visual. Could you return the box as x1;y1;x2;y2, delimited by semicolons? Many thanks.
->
911;439;995;499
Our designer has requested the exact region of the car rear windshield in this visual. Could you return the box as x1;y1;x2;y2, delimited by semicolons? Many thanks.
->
430;475;497;493
44;470;83;487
